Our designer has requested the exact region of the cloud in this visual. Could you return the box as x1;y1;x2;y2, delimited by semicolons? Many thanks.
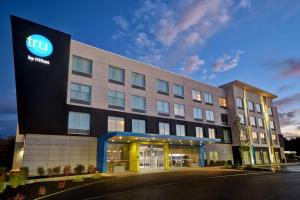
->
274;58;300;79
278;109;300;137
212;50;244;72
277;84;295;93
180;55;205;74
134;32;156;48
274;93;300;108
113;16;129;30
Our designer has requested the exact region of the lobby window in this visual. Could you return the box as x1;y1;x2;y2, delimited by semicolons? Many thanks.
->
258;118;264;128
256;103;262;113
132;119;146;133
192;89;201;102
70;82;91;104
109;66;125;84
107;90;125;109
72;55;92;77
219;97;227;108
236;98;243;109
131;72;145;89
272;134;278;145
221;113;229;125
209;151;219;161
195;127;204;138
68;111;90;135
250;116;256;127
173;84;184;98
131;95;146;112
248;101;254;112
252;132;259;143
174;104;185;118
238;114;245;124
268;107;273;116
205;110;215;122
159;122;170;135
156;79;169;95
157;100;170;115
108;116;124;132
223;130;231;143
270;121;275;130
193;108;203;121
176;124;185;136
260;132;266;144
204;93;213;105
208;128;216;139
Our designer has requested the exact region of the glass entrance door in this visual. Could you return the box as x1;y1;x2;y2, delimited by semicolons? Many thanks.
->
139;145;164;170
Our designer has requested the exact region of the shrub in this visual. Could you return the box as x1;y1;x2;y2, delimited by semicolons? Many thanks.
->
63;165;71;176
0;175;6;193
53;166;61;176
74;164;85;175
209;160;215;166
19;167;29;185
9;174;22;188
0;167;7;176
37;167;45;177
92;173;102;180
87;165;96;174
47;168;54;177
226;160;233;166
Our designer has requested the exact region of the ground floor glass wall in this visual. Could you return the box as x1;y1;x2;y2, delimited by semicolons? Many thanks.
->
169;146;199;168
107;143;129;172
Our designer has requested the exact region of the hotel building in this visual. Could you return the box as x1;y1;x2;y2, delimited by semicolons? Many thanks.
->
11;16;285;175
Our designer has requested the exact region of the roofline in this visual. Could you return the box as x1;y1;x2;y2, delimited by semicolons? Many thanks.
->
219;80;278;99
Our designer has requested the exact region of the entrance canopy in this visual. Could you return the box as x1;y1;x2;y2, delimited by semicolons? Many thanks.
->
100;132;221;145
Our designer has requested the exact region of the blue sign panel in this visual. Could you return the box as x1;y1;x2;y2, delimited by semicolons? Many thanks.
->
26;34;53;57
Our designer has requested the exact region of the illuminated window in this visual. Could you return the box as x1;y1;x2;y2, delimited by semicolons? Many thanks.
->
195;127;204;138
159;122;170;135
248;101;254;111
272;134;278;144
176;124;185;136
250;116;256;127
260;132;266;144
256;103;262;113
174;104;185;117
68;112;90;135
258;118;264;128
108;116;124;132
270;121;275;130
192;89;201;102
252;132;259;143
236;98;243;109
219;97;227;108
238;114;245;124
206;110;215;122
132;119;145;133
208;128;216;138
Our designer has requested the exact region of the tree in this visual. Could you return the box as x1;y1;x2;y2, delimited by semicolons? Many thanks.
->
0;136;15;170
233;116;249;166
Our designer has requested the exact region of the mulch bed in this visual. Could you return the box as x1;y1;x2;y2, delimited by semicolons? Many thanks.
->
0;176;113;200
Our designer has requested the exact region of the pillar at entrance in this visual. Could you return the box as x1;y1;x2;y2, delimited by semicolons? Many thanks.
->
199;144;205;167
97;137;108;173
129;141;139;172
164;143;170;170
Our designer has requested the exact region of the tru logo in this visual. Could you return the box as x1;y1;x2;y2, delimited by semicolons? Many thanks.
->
26;34;53;57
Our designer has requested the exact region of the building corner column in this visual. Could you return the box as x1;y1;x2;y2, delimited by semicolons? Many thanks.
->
199;144;205;167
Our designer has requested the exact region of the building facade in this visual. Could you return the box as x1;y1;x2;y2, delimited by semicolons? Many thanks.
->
11;16;285;176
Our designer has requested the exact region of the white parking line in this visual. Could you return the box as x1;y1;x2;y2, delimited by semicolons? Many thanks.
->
83;172;272;200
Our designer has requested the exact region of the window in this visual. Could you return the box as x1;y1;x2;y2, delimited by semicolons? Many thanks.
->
107;90;125;109
176;124;185;136
193;108;202;120
209;151;218;161
260;132;266;144
258;118;264;128
221;114;228;125
70;83;91;104
204;93;213;105
250;116;256;127
248;101;254;111
109;66;125;84
174;104;185;117
108;116;124;132
236;98;243;109
132;119;146;133
156;79;169;94
206;110;215;122
157;100;170;114
219;98;227;108
131;95;146;112
252;132;259;143
268;107;273;116
68;112;90;134
270;121;275;130
272;134;278;144
238;114;245;124
208;128;216;138
223;130;231;143
131;72;145;89
159;122;170;135
195;127;204;138
192;89;201;102
256;103;262;113
72;55;92;76
173;84;184;98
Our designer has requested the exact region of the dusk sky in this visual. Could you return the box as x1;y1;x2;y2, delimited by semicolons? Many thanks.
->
1;0;300;137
